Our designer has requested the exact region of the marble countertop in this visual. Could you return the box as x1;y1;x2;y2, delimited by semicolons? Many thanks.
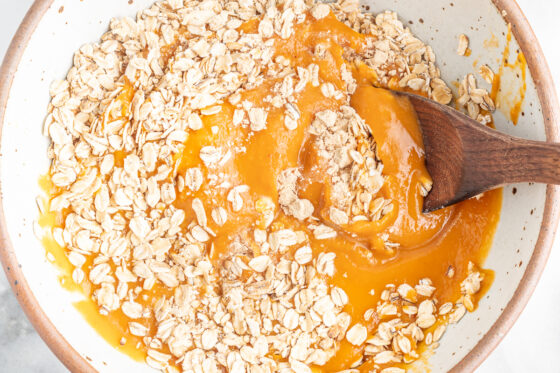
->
1;1;559;372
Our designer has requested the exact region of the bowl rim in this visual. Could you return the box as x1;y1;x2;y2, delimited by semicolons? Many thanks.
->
0;0;558;372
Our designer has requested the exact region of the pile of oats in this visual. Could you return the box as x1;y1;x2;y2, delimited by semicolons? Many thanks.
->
41;0;488;371
308;107;389;225
277;105;389;229
457;73;495;125
354;263;483;370
455;32;497;124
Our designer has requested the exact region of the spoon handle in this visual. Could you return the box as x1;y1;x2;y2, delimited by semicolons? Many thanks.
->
464;133;560;187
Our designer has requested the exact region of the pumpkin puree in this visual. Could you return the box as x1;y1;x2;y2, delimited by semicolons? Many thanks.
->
490;23;527;125
40;11;501;371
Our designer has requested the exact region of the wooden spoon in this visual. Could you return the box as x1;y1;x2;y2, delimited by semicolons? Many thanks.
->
394;91;560;213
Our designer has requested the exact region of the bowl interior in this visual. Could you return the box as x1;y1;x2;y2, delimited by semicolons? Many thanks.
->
0;0;551;371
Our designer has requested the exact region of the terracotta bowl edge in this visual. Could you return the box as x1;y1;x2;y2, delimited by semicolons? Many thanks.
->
0;0;96;372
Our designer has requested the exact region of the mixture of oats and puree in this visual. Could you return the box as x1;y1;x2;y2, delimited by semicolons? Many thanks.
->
38;0;502;371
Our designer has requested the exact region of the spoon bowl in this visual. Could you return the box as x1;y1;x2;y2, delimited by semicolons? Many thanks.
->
396;91;560;212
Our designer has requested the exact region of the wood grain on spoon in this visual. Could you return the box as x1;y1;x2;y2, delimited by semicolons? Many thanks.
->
394;91;560;212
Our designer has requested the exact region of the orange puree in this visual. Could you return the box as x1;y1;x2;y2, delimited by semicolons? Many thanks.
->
491;23;527;125
40;10;501;370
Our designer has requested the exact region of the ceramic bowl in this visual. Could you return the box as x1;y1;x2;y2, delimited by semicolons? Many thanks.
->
0;0;558;372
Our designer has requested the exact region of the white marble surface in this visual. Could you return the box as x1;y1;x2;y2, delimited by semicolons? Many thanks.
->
0;1;559;372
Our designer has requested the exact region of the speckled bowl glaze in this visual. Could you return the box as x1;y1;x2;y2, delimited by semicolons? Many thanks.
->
0;0;558;372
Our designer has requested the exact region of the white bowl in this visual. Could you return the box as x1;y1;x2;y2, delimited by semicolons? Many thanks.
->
1;0;558;372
